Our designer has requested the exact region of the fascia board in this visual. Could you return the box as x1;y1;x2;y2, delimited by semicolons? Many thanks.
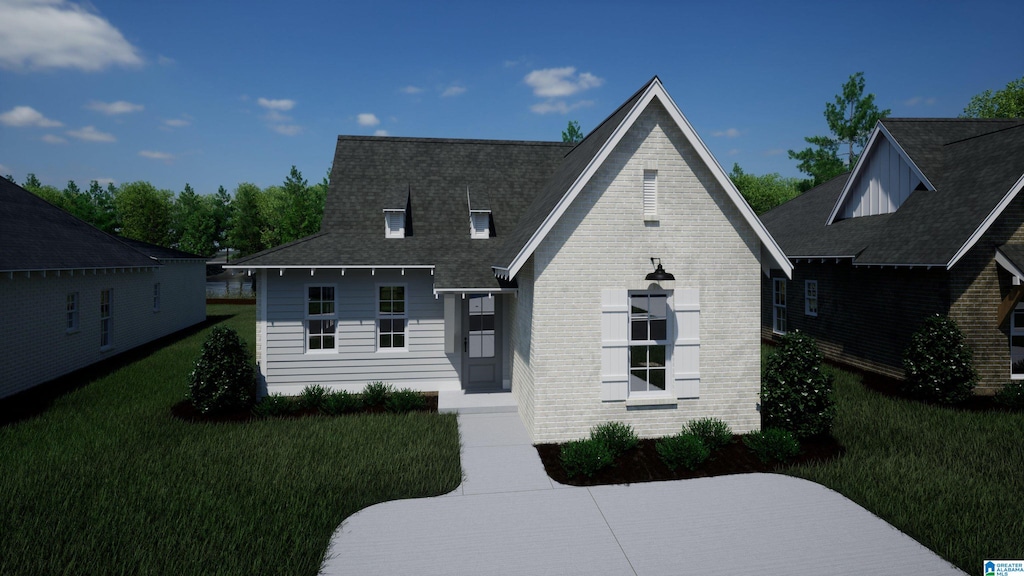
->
948;172;1024;270
995;248;1024;281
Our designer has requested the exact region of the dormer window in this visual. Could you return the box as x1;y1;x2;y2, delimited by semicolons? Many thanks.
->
384;209;405;238
470;210;491;239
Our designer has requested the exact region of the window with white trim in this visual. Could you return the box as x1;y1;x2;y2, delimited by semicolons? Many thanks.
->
306;285;337;351
100;289;112;349
384;209;405;238
377;285;406;349
470;211;490;239
66;292;79;332
629;293;668;393
1011;303;1024;379
153;283;161;312
773;278;787;334
804;280;818;317
643;170;658;220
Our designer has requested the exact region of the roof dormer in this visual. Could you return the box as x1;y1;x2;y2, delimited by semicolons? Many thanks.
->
470;210;491;239
384;209;405;238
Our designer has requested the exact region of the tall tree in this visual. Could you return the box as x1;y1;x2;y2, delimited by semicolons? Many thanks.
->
729;163;801;215
115;181;174;246
212;185;232;251
789;72;890;187
562;120;584;143
22;173;63;206
228;182;267;257
961;76;1024;118
87;180;118;234
173;183;218;256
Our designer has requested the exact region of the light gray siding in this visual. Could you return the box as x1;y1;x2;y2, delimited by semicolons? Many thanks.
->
840;136;922;219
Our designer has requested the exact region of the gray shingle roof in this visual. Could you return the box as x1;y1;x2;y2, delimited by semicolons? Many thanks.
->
763;118;1024;267
0;178;157;272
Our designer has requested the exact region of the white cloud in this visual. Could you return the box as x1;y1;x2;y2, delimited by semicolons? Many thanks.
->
67;125;115;142
727;148;740;156
272;124;302;136
524;67;603;97
0;0;142;71
504;57;527;68
374;129;389;136
257;97;295;111
530;99;594;115
163;118;190;128
93;177;116;186
904;96;936;107
764;148;786;156
86;100;143;115
400;85;423;94
157;54;175;66
0;105;62;127
441;85;466;98
713;128;741;138
0;163;11;175
139;150;174;161
357;113;380;127
41;134;67;144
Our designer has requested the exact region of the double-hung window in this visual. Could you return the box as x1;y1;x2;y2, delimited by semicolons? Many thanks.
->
773;278;787;334
153;283;161;312
628;293;668;393
804;280;818;317
378;285;406;349
1011;304;1024;379
100;289;112;349
306;285;337;351
66;292;79;332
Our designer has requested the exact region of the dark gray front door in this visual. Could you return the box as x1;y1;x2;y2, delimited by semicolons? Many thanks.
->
462;294;502;391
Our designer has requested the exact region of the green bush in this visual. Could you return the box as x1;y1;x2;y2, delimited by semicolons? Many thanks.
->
188;327;256;415
994;381;1024;411
685;417;733;452
560;438;613;478
762;331;836;438
903;315;976;405
298;384;330;412
743;429;800;463
386;388;427;413
362;381;392;408
589;421;638;457
655;433;710;471
323;390;363;415
252;394;297;418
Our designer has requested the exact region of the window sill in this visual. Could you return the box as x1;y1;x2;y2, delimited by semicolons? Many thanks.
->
625;395;678;408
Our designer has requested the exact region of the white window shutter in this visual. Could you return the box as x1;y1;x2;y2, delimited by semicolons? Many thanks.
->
643;170;658;220
600;289;629;401
672;288;700;399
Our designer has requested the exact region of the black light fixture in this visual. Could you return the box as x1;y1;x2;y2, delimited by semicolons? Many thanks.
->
645;258;675;281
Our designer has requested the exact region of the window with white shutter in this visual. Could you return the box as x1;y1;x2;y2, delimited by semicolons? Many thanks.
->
672;288;700;399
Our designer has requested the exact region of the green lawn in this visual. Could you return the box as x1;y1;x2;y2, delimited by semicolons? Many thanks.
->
0;304;462;576
785;367;1024;573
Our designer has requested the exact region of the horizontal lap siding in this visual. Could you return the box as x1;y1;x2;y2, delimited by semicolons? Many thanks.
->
263;269;458;394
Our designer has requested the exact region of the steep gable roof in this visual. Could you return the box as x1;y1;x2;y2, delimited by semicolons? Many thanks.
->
0;178;157;272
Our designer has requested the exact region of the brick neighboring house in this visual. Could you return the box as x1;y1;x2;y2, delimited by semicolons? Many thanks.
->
760;118;1024;395
228;77;792;442
0;178;207;399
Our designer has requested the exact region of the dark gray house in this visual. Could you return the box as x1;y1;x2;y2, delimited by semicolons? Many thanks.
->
761;118;1024;394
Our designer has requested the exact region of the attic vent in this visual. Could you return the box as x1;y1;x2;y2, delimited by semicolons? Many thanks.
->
470;211;491;239
384;209;405;238
643;170;658;220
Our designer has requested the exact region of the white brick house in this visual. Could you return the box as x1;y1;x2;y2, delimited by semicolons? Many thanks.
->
229;77;791;442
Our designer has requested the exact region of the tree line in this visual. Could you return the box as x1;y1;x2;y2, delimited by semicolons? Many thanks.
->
6;166;327;259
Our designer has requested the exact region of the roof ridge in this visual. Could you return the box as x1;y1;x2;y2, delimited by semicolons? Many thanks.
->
564;76;659;156
334;135;571;147
943;121;1024;146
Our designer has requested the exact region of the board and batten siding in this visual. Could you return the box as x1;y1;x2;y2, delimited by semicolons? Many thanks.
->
839;135;923;220
261;268;459;395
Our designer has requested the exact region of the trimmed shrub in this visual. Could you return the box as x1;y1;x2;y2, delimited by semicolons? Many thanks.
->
995;381;1024;411
323;390;363;415
762;331;836;438
743;429;800;463
902;315;976;405
189;327;256;415
589;421;638;457
560;438;613;478
297;384;329;412
362;381;392;408
685;417;733;452
655;433;710;471
252;394;296;418
386;388;427;413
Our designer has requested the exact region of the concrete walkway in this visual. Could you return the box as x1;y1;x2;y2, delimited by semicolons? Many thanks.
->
320;411;965;575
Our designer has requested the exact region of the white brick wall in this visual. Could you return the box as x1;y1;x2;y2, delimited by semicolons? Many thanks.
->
516;100;764;443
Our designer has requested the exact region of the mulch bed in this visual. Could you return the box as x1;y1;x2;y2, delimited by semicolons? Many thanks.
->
169;392;439;423
536;434;844;487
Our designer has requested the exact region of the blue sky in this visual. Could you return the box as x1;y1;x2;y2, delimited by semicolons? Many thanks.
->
1;0;1021;196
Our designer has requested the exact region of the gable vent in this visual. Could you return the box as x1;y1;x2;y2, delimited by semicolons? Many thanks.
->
643;170;658;220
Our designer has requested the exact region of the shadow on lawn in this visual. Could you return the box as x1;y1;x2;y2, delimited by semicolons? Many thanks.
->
0;315;234;427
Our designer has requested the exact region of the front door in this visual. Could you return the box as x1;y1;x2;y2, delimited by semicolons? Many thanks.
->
462;294;503;391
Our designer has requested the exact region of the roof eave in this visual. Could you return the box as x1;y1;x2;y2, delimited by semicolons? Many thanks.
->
946;172;1024;270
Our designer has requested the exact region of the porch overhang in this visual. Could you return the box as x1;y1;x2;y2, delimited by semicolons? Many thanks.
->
222;264;435;277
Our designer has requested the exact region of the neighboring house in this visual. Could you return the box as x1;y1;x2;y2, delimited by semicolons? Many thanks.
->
760;118;1024;395
0;178;207;399
228;77;791;442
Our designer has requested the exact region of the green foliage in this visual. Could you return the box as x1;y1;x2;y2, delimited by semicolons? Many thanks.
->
252;393;297;417
994;381;1024;411
685;417;733;452
743;429;800;463
788;72;890;187
188;326;256;415
297;384;330;412
561;120;584;143
323;390;364;415
655;433;710;471
762;331;836;438
386;388;427;413
228;182;267;257
729;163;801;214
589;421;639;457
902;315;976;405
961;76;1024;119
560;438;613;478
362;381;393;408
115;180;175;245
171;183;219;256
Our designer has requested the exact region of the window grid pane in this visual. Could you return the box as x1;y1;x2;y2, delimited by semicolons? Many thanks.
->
628;293;668;393
307;286;337;351
378;285;407;349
